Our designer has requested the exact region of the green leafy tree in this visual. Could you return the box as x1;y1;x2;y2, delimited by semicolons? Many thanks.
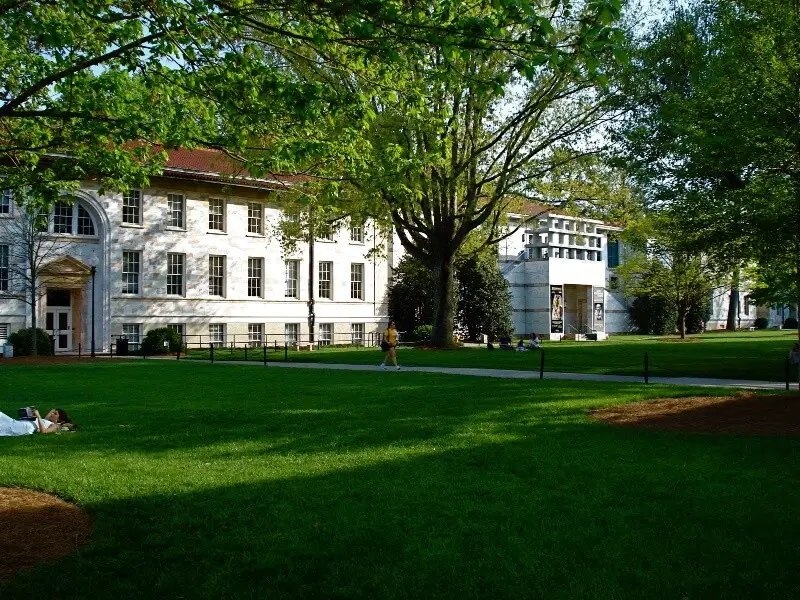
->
457;253;513;342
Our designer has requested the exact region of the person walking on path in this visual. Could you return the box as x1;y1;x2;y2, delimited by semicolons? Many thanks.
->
380;321;401;370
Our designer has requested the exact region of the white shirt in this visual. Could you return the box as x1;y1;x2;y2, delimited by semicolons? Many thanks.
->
0;412;54;436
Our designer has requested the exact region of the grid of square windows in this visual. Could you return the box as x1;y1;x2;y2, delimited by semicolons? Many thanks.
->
318;261;332;299
0;244;8;292
168;194;185;228
122;190;142;225
285;323;299;344
209;323;226;347
208;255;225;296
209;198;225;231
247;202;263;234
350;263;364;300
350;223;364;243
248;323;263;346
285;260;299;298
0;181;11;215
53;202;73;234
77;205;95;236
122;324;141;349
248;258;263;298
351;323;364;344
318;323;332;346
167;253;185;295
122;251;140;294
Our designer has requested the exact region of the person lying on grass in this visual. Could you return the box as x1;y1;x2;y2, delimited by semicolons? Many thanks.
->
0;409;77;436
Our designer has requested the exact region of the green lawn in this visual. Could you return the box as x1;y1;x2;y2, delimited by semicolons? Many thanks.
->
1;362;799;599
184;329;800;381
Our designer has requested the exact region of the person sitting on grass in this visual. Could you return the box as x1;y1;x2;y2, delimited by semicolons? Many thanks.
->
498;334;513;350
516;339;528;352
527;333;541;350
0;409;77;437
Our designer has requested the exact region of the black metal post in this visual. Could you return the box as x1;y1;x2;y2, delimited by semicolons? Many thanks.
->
90;265;96;357
244;346;248;361
210;344;214;364
539;350;544;380
644;352;649;384
78;344;81;358
263;345;267;366
786;358;790;391
284;343;288;361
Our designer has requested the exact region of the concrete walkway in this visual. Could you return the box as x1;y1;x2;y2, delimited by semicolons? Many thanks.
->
194;358;796;391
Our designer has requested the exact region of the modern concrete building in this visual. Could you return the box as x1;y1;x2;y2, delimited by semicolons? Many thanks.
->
0;149;393;352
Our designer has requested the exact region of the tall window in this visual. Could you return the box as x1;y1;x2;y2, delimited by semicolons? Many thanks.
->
53;202;73;233
122;324;141;349
167;253;185;296
208;198;225;231
77;206;95;236
209;323;226;347
285;260;299;298
168;194;185;228
285;323;299;344
0;181;11;215
208;255;225;297
351;323;364;344
350;223;364;243
167;323;185;346
122;251;140;294
248;258;263;298
122;190;142;225
350;263;364;300
607;240;619;268
0;244;8;291
318;323;332;346
318;261;332;299
248;323;263;346
247;202;263;234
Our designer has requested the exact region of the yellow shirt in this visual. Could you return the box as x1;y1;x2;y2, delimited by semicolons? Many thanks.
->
384;328;398;346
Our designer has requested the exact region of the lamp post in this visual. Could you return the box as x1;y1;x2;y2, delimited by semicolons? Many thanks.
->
88;254;99;358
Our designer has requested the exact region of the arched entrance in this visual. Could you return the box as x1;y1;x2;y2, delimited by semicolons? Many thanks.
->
39;256;91;353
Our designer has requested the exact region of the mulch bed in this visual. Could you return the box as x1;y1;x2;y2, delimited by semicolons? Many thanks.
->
590;392;800;437
0;488;92;582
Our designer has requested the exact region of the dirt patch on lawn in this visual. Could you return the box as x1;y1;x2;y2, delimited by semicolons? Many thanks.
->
0;488;92;582
590;393;800;437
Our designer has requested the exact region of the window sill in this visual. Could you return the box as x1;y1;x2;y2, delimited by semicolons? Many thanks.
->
120;223;144;229
316;239;335;243
165;226;187;232
245;233;265;238
349;241;365;245
207;230;228;235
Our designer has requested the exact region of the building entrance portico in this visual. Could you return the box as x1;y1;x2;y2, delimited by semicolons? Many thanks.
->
39;257;93;353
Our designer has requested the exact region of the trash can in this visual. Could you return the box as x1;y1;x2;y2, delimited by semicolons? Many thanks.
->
2;344;13;358
116;338;129;356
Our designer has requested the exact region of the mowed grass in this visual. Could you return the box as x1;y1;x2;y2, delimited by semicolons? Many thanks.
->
185;329;800;381
1;362;799;599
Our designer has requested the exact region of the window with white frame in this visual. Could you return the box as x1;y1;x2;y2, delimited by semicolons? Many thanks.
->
350;263;364;300
122;251;140;294
248;258;263;298
318;261;332;299
208;198;225;232
0;244;8;291
284;323;299;344
167;253;185;296
167;323;184;345
122;190;142;225
350;223;364;243
247;202;263;234
248;323;263;346
208;255;225;297
209;323;226;347
122;324;141;348
285;260;299;298
0;181;11;215
0;323;8;344
318;228;334;242
77;205;95;236
168;194;185;228
351;323;364;344
318;323;332;346
53;202;73;233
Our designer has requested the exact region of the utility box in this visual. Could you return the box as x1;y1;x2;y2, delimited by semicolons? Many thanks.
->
2;344;13;358
116;338;129;356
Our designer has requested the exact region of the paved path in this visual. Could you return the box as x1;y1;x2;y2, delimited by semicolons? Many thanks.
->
193;358;795;391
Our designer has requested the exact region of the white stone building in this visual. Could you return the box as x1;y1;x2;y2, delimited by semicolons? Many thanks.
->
0;149;393;353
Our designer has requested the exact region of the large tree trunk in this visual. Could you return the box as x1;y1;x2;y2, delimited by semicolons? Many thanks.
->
678;299;687;340
429;253;457;347
726;268;739;331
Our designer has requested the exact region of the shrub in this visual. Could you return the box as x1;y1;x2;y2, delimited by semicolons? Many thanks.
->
141;327;182;355
784;317;799;330
685;300;712;334
629;296;677;335
754;317;769;330
7;328;54;356
410;324;433;343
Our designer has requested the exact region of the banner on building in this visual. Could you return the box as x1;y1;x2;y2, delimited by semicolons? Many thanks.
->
592;286;604;330
550;285;564;333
